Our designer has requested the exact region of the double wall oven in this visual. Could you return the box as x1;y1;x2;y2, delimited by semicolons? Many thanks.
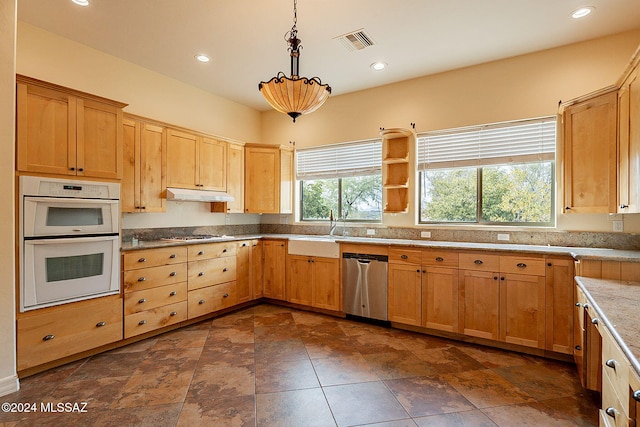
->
19;176;121;312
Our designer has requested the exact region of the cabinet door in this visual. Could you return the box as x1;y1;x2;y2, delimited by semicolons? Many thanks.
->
312;257;340;311
388;263;421;326
227;144;245;213
545;258;574;354
121;117;140;212
199;137;226;191
236;241;252;304
499;273;545;348
286;255;313;306
460;270;499;340
139;123;166;212
166;129;198;189
263;240;286;300
245;146;279;213
422;266;459;333
16;83;77;176
252;240;264;299
618;68;640;213
563;91;617;213
280;148;294;214
77;98;122;179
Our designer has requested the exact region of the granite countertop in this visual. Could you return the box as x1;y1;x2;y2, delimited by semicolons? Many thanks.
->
575;276;640;377
121;233;640;262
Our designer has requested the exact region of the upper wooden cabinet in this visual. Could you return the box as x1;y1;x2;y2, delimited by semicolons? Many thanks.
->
618;66;640;213
381;128;413;213
244;144;293;214
122;116;166;213
562;89;618;214
166;128;227;191
226;143;245;213
16;75;126;180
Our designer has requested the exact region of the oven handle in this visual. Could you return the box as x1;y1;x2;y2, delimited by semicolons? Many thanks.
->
23;196;119;204
24;235;119;245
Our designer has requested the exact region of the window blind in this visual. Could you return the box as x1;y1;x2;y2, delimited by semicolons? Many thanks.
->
296;139;382;179
417;117;556;170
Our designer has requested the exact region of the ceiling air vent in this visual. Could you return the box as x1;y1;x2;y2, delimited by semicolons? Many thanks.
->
335;29;375;51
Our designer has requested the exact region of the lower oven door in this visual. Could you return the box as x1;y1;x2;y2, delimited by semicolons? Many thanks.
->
22;235;120;311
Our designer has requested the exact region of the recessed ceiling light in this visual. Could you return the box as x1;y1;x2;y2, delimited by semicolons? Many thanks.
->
371;62;387;71
72;0;90;6
195;54;211;63
571;7;594;19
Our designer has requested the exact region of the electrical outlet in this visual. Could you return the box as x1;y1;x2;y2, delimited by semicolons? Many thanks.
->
366;229;376;236
225;214;230;225
613;220;624;232
497;233;510;241
421;231;431;238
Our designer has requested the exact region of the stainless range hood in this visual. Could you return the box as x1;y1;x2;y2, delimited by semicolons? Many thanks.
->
166;187;235;203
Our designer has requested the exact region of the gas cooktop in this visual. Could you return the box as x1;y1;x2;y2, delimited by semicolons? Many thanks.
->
161;235;233;242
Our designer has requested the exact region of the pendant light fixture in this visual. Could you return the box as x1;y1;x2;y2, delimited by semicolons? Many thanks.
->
259;0;331;122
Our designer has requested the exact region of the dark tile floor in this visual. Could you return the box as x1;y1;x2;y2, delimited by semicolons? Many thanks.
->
1;304;600;426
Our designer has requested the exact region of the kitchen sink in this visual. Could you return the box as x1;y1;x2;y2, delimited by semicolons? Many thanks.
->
287;236;340;258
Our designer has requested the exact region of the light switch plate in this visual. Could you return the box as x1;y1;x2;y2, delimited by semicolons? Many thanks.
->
497;233;510;241
366;229;376;236
613;220;623;232
421;231;431;238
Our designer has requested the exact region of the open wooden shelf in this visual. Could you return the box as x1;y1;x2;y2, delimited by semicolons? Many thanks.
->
380;128;414;214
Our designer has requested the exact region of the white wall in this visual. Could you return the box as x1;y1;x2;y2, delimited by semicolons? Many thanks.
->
261;30;640;233
0;0;19;396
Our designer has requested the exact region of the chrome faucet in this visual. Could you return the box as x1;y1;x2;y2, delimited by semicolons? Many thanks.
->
329;210;337;236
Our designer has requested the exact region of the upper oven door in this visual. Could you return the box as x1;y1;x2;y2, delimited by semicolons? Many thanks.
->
23;197;119;237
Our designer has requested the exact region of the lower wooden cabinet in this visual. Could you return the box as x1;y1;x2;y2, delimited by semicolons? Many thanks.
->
422;266;459;332
286;255;340;311
124;301;187;338
263;240;286;300
388;263;422;326
252;240;264;299
17;296;123;371
459;269;500;340
236;241;253;303
545;258;574;354
499;273;545;348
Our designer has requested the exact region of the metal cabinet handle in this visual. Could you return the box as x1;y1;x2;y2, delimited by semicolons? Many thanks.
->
547;262;552;267
138;320;147;325
416;269;421;273
516;263;527;268
435;257;444;262
96;321;106;327
633;390;640;402
493;276;498;280
199;272;205;276
169;254;177;259
500;277;505;281
575;302;582;307
170;271;177;277
138;298;146;304
605;359;616;370
583;303;589;309
138;257;146;263
474;259;483;265
575;345;582;350
138;277;146;282
170;311;177;316
223;268;228;272
242;243;247;247
43;334;55;341
401;254;408;259
223;248;228;253
198;251;205;255
199;299;205;305
223;293;229;298
565;206;571;210
78;168;84;172
169;291;177;296
620;204;629;209
592;318;599;325
605;407;616;418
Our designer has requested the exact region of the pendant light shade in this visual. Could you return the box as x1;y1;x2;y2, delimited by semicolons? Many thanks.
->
259;0;331;122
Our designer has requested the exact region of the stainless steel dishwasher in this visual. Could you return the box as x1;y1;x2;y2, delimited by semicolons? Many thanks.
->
342;252;389;322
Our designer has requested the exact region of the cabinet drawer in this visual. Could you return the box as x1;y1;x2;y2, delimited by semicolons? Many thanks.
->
500;255;545;276
389;248;421;265
124;282;187;315
602;372;631;427
188;282;237;319
17;297;123;371
422;250;459;267
123;263;187;292
188;257;236;290
188;242;237;260
124;301;187;339
123;246;188;270
601;326;630;414
459;252;500;272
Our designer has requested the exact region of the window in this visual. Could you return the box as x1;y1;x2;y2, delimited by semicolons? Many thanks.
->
418;117;556;226
297;140;382;221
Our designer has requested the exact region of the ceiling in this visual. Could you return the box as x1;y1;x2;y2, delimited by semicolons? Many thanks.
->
17;0;640;111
